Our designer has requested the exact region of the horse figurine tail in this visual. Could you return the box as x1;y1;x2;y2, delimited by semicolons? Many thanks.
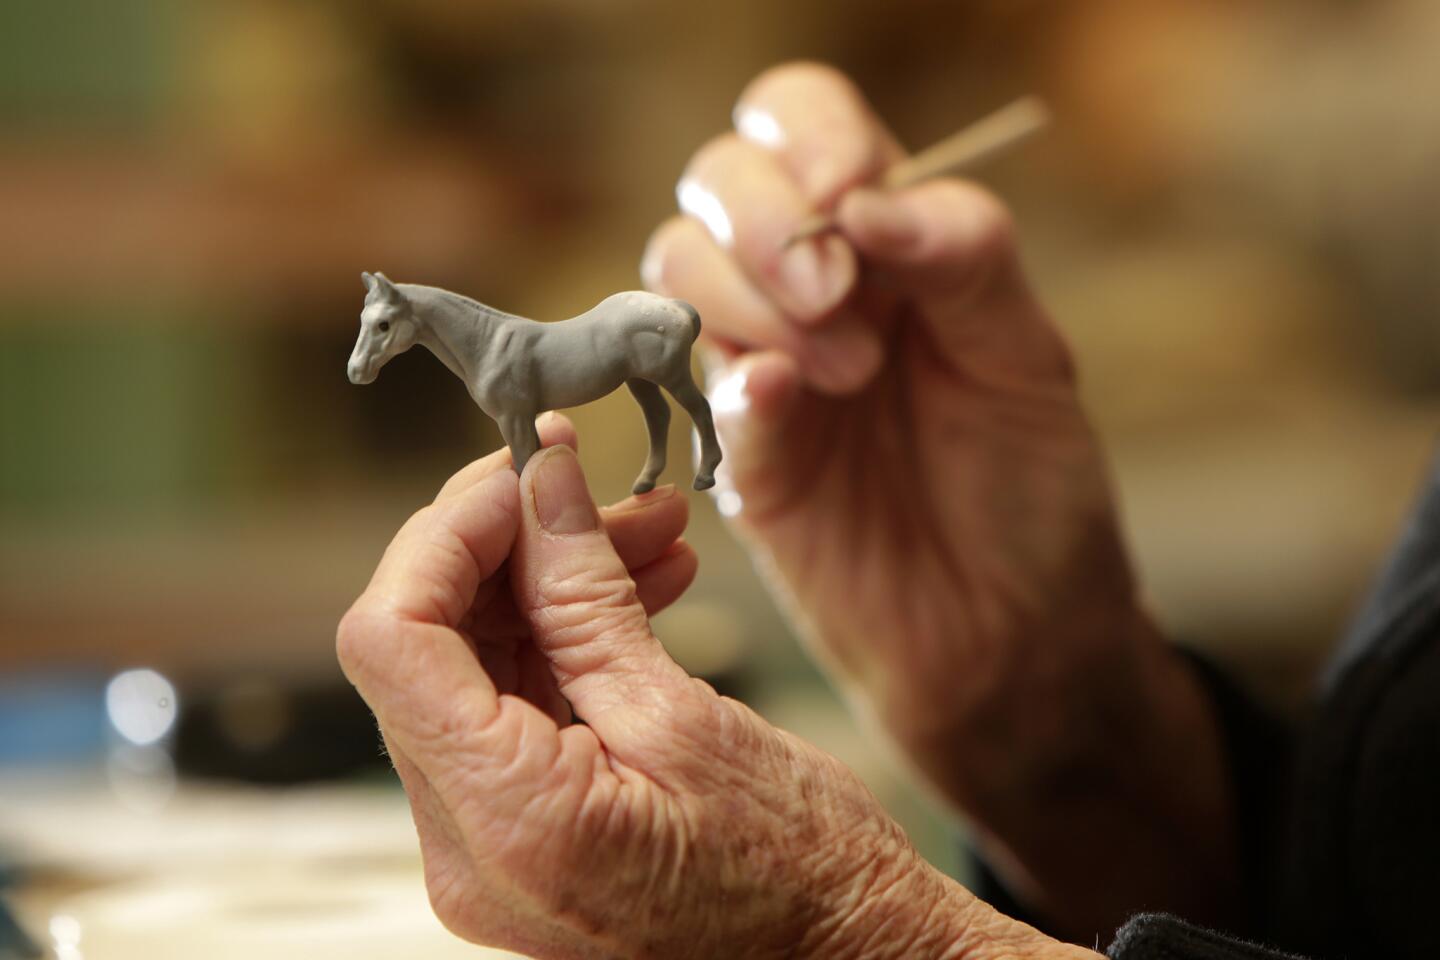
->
676;300;701;341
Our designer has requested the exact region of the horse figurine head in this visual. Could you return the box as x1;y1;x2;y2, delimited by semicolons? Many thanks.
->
348;272;419;384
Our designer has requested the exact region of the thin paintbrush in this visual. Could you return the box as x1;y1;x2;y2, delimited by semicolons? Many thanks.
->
784;95;1051;248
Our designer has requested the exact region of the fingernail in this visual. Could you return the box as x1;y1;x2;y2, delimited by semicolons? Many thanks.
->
778;236;853;319
735;104;785;149
708;365;751;416
617;484;677;511
532;447;599;534
639;234;670;293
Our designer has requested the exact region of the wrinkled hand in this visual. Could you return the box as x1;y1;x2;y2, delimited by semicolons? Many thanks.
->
643;64;1232;935
643;62;1144;808
337;416;1094;959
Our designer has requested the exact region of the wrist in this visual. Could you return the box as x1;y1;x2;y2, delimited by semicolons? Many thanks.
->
886;603;1181;808
802;841;966;960
807;848;1100;960
908;606;1238;936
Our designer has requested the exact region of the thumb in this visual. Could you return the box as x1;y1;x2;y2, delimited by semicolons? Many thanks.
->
511;445;695;732
836;180;1028;308
837;182;1070;378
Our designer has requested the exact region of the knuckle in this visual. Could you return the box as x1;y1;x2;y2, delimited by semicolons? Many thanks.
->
933;180;1018;261
531;566;647;645
710;693;765;749
407;502;441;528
335;606;380;677
739;62;888;201
741;60;862;112
647;691;775;786
536;560;638;611
680;131;746;186
657;683;724;739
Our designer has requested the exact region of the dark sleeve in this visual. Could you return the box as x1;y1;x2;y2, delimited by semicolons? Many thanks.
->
1108;915;1307;960
977;448;1440;959
969;648;1295;945
1177;650;1292;935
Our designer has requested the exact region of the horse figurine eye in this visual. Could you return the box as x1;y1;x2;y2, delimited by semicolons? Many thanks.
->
378;321;391;333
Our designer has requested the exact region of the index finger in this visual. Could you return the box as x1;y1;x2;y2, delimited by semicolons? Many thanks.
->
336;470;521;744
355;469;521;629
734;62;904;209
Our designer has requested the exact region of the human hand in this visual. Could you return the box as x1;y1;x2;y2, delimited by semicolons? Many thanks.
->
337;417;1096;959
642;64;1234;935
642;60;1147;809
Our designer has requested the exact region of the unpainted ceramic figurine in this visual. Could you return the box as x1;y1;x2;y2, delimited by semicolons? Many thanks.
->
347;272;722;493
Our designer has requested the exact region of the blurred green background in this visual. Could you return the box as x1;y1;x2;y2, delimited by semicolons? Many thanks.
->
3;0;1440;900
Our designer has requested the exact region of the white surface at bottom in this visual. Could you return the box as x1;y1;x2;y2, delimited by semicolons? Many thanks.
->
52;869;528;960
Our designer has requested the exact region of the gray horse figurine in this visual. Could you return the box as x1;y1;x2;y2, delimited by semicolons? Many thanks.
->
347;272;722;494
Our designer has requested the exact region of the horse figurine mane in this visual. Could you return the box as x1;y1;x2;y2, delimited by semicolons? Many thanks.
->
432;288;523;323
347;272;722;494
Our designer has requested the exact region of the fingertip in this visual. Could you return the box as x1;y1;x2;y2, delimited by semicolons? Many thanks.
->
433;445;513;503
640;216;689;294
434;415;577;504
633;540;700;616
519;439;573;480
735;61;897;206
613;482;681;512
469;461;523;509
663;538;700;584
771;229;857;324
440;467;523;563
536;411;579;452
520;444;602;538
601;485;691;571
632;485;688;526
708;349;802;425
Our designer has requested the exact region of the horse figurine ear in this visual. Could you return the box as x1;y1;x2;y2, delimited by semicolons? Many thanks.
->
373;272;399;301
361;271;377;292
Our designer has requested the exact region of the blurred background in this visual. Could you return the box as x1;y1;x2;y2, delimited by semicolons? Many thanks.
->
3;0;1439;955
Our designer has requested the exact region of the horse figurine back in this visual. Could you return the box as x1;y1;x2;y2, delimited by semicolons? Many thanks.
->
347;272;722;494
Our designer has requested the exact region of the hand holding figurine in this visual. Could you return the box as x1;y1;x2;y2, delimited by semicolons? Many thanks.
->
337;426;1094;959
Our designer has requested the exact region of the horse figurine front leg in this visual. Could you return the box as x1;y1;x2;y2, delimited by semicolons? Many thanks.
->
498;412;543;478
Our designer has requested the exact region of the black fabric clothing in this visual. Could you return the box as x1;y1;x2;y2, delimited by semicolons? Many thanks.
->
1108;915;1308;960
978;451;1440;959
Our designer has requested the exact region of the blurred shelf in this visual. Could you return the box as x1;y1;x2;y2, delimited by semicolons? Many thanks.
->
0;136;516;305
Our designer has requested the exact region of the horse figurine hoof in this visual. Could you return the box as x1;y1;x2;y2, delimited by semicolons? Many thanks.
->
348;272;723;495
